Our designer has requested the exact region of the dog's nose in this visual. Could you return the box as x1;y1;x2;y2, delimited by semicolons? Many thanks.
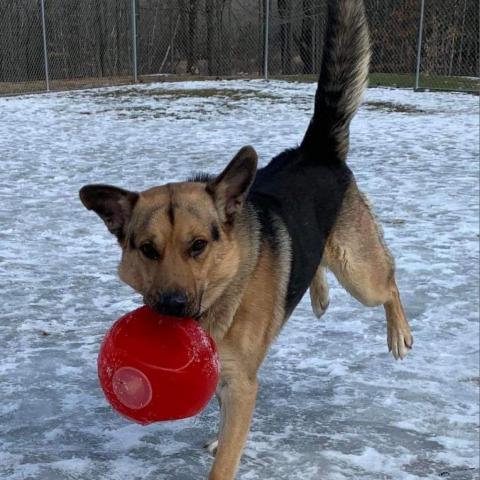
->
155;291;188;317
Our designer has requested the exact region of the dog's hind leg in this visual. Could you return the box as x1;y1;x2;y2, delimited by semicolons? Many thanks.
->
324;182;413;359
310;265;330;318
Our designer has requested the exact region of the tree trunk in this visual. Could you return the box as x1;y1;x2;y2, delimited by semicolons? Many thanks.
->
298;0;314;74
278;0;292;74
206;0;215;75
187;0;198;73
95;0;105;77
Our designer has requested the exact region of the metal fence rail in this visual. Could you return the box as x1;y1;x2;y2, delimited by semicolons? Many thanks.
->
0;0;478;96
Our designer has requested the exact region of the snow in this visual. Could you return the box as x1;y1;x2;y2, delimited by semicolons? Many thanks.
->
0;80;478;480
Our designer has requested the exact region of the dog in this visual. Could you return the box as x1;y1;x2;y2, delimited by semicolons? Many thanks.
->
79;1;413;478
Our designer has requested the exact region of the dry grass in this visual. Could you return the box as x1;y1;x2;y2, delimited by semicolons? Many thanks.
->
0;76;134;96
1;72;478;97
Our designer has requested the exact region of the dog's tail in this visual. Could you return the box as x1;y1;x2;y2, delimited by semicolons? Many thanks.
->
301;0;370;161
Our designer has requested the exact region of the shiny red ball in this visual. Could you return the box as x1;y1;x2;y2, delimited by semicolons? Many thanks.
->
98;306;219;425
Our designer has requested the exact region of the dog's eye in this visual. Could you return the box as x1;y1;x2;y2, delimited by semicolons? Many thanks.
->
190;239;208;258
140;242;160;260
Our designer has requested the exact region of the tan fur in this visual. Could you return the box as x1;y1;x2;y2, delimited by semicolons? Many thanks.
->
311;181;413;359
197;203;262;342
309;264;330;318
207;240;290;480
198;214;291;478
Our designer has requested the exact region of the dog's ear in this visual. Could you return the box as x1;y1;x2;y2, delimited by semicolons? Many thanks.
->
79;184;138;240
207;146;258;224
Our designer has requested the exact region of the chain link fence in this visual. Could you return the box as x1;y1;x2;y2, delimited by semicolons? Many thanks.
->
0;0;478;96
137;0;264;77
416;0;479;91
45;0;133;87
0;0;45;94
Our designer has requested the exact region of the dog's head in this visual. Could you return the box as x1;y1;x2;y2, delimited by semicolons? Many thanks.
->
79;146;257;318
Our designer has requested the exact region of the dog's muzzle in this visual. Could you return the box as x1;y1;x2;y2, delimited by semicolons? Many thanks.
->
152;290;189;318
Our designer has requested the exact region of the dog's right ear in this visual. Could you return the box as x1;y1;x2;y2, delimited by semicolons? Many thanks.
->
79;184;139;240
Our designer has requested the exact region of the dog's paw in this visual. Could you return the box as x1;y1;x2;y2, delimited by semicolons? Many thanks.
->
203;438;218;457
312;298;330;319
309;278;330;319
387;322;413;360
309;267;330;319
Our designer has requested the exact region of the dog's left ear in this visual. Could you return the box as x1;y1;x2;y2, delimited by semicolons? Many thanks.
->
207;146;258;224
79;184;139;241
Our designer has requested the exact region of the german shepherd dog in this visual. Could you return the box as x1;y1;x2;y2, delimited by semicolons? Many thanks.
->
80;0;413;478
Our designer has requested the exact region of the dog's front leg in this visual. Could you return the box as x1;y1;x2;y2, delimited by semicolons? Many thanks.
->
209;368;258;480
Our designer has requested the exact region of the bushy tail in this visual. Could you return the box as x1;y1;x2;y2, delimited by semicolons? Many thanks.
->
301;0;370;161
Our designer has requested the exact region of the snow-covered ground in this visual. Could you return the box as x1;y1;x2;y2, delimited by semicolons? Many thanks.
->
0;80;478;480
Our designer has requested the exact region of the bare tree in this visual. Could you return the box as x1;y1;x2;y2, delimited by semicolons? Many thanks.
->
278;0;293;74
186;0;199;73
297;0;314;73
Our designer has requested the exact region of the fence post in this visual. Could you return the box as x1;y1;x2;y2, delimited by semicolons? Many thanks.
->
415;0;425;91
264;0;270;80
131;0;138;82
40;0;50;91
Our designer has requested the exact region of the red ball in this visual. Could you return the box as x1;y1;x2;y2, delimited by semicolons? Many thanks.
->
98;306;220;425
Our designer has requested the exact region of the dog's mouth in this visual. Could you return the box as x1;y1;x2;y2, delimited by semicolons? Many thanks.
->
143;292;203;320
